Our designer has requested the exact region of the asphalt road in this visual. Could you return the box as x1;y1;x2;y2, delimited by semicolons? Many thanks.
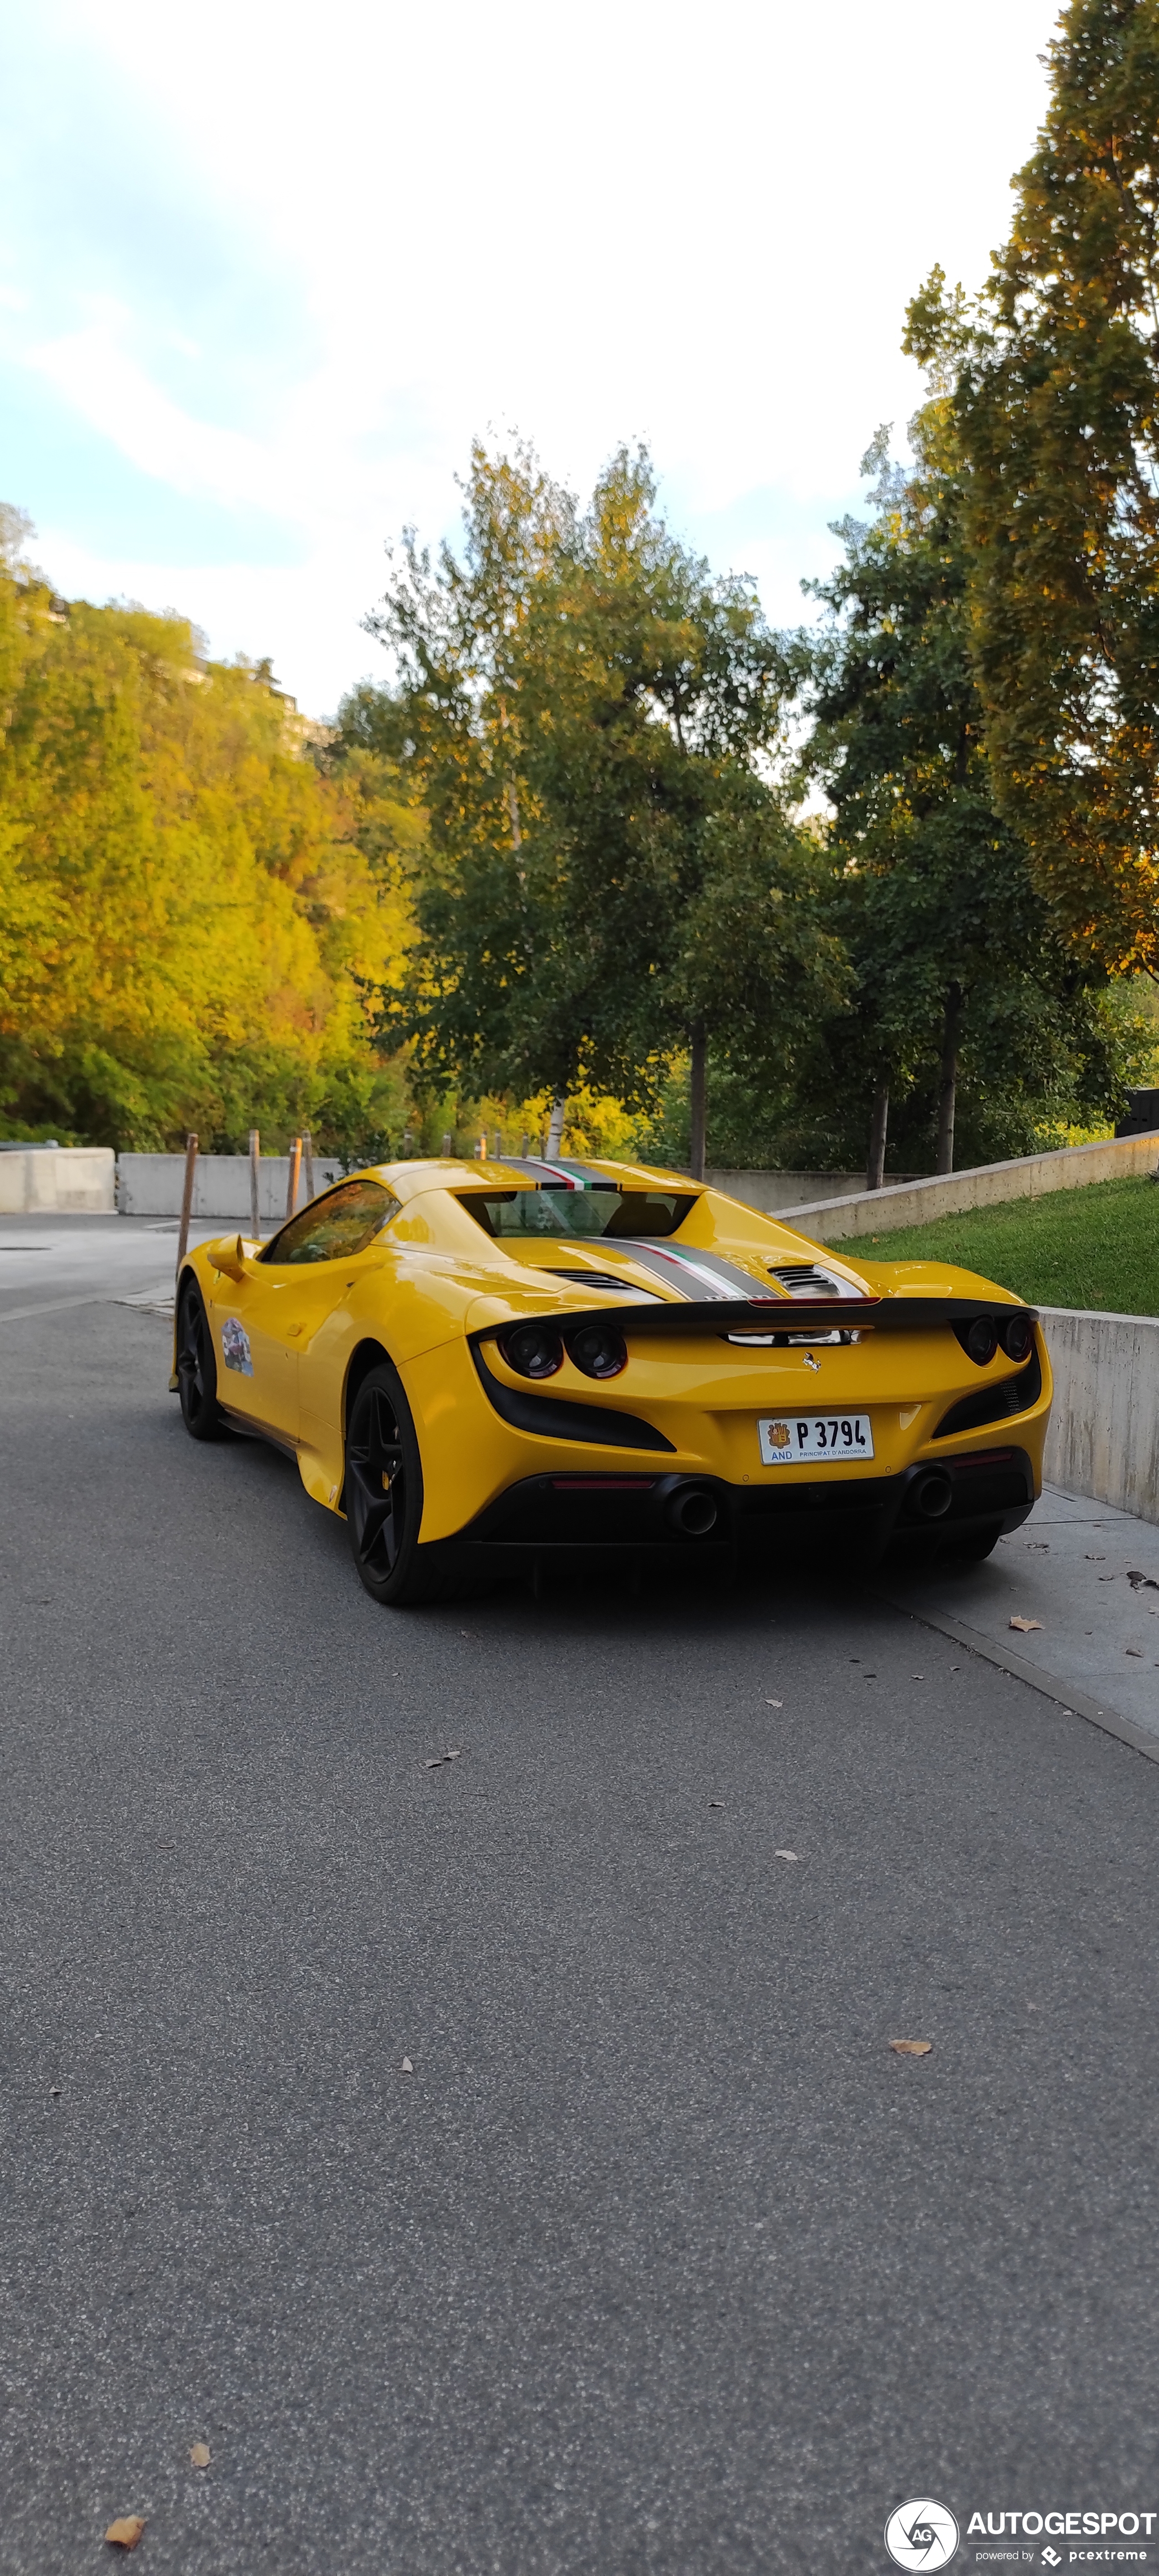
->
2;1265;1158;2574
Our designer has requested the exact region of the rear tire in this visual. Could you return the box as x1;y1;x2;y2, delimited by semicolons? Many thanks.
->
176;1279;229;1440
345;1361;448;1606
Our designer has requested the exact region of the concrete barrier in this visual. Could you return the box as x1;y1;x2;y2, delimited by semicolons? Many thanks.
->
776;1130;1159;1242
0;1147;115;1213
116;1152;344;1220
706;1169;922;1214
1041;1309;1159;1524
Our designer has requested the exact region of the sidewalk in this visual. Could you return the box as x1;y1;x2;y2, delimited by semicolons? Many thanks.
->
880;1483;1159;1763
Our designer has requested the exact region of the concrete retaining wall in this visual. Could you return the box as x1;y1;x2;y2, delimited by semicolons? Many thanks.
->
707;1169;922;1214
776;1130;1159;1242
1042;1309;1159;1524
0;1147;115;1213
116;1152;344;1220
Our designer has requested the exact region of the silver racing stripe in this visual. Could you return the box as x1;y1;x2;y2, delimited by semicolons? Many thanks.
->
615;1242;779;1302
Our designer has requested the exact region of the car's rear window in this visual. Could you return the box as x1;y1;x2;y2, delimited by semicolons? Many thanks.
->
459;1189;695;1240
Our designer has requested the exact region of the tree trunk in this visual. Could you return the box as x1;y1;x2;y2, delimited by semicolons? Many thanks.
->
546;1096;567;1157
866;1082;889;1191
689;1018;707;1183
935;985;963;1176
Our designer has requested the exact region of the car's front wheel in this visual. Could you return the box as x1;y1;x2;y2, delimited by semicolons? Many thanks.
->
176;1279;229;1440
345;1360;444;1606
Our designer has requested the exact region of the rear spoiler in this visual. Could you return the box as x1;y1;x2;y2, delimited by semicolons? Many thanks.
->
470;1296;1037;1345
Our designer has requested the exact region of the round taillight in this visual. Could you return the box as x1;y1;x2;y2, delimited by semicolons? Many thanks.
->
966;1315;998;1366
567;1323;627;1379
1001;1313;1034;1362
499;1323;564;1380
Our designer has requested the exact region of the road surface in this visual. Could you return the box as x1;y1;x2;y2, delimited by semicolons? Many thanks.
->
1;1222;1156;2572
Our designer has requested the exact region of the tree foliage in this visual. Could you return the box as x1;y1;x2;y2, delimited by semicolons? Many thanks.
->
0;541;416;1150
785;402;1146;1173
359;440;847;1154
907;0;1159;973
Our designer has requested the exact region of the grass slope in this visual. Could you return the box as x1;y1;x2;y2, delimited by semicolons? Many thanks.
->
822;1173;1159;1315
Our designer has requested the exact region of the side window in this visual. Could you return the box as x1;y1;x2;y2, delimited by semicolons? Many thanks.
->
261;1182;401;1266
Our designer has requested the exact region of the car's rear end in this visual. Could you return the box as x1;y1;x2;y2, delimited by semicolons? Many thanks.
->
397;1161;1050;1581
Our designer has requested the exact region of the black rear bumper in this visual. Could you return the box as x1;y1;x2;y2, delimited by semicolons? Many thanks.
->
423;1448;1035;1576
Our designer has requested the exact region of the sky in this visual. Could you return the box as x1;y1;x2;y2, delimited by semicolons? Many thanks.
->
1;0;1062;718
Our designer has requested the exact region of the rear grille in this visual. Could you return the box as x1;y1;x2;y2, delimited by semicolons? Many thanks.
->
540;1268;633;1292
767;1263;862;1300
934;1349;1042;1439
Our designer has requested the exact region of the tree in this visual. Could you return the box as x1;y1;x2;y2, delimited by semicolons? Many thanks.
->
789;408;1140;1176
0;541;415;1149
906;0;1159;975
364;439;843;1175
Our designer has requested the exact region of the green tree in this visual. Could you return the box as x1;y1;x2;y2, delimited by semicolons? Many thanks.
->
789;410;1140;1177
906;0;1159;975
363;439;844;1175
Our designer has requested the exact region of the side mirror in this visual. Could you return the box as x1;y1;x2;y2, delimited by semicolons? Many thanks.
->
209;1233;249;1283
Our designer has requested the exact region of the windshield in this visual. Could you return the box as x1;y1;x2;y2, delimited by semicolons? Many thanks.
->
459;1189;695;1241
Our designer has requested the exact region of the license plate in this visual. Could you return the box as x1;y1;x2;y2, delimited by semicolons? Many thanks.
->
758;1413;874;1465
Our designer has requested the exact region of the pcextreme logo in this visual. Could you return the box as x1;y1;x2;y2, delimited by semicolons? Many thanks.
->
885;2500;961;2569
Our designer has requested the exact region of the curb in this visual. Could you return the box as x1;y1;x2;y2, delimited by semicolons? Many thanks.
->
873;1588;1159;1768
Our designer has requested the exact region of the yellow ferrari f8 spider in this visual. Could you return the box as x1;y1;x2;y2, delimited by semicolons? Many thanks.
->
174;1154;1051;1604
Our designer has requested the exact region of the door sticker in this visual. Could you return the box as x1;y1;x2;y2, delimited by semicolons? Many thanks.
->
220;1316;253;1376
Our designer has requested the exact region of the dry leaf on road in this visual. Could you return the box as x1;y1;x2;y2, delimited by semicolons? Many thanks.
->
765;1698;783;1708
1009;1617;1044;1633
401;2057;413;2074
189;2444;210;2469
773;1848;799;1862
105;2518;146;2551
1126;1648;1143;1657
889;2040;933;2057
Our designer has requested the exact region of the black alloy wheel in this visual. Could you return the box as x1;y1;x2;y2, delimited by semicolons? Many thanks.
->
176;1280;228;1440
344;1360;443;1605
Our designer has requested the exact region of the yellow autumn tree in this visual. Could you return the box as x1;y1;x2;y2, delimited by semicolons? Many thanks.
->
0;531;420;1151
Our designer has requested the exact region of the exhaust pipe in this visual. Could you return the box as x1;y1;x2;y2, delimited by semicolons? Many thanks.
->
667;1484;719;1537
911;1469;953;1521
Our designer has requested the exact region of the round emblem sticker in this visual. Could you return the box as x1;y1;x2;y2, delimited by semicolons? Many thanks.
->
884;2499;959;2570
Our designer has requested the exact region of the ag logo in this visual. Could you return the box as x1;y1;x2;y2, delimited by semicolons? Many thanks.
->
884;2498;960;2569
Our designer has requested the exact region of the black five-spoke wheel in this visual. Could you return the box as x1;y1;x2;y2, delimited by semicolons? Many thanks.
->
345;1361;440;1605
176;1280;228;1440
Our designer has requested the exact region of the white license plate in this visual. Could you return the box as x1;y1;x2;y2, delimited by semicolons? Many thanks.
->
758;1413;874;1465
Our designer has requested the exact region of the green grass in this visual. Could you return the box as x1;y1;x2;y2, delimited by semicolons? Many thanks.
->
820;1173;1159;1315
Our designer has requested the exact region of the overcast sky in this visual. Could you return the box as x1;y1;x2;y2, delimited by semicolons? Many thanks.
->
1;0;1060;717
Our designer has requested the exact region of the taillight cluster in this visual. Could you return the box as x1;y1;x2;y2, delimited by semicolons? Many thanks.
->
955;1311;1034;1367
497;1321;628;1381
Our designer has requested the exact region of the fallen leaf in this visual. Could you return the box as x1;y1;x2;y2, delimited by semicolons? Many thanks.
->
1126;1647;1143;1657
889;2040;932;2057
1085;1553;1106;1561
400;2057;413;2074
911;1674;925;1681
1026;1542;1050;1551
1128;1570;1159;1592
708;1799;725;1808
765;1698;783;1708
773;1848;799;1862
105;2518;146;2552
1098;1575;1116;1583
1009;1617;1044;1633
189;2444;210;2470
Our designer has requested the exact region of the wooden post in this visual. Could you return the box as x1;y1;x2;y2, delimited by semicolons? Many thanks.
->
689;1018;707;1183
286;1135;302;1220
176;1133;198;1277
867;1082;889;1191
302;1130;314;1204
249;1128;261;1238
